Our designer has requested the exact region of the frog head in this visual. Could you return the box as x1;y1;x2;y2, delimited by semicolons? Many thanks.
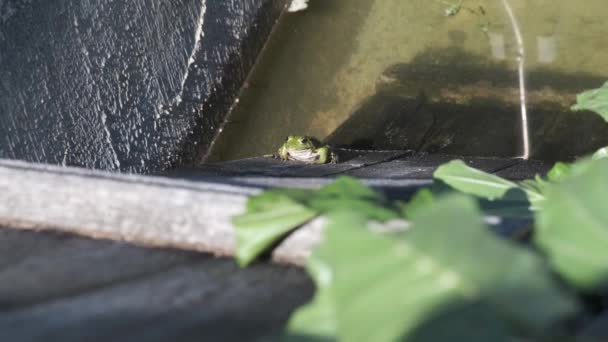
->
277;135;335;164
282;135;317;150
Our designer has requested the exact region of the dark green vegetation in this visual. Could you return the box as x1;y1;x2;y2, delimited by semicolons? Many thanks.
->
572;81;608;122
233;84;608;341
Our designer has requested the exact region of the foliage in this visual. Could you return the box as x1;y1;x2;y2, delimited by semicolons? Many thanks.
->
433;160;519;200
536;158;608;290
546;162;572;182
233;114;608;341
399;188;435;218
233;150;608;341
286;195;577;342
434;155;608;293
592;147;608;160
571;81;608;122
233;191;317;267
233;177;397;266
434;160;544;209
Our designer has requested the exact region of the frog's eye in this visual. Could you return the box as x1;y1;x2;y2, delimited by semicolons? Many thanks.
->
299;137;305;144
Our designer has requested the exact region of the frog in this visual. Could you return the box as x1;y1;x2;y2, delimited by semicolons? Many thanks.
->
276;135;337;164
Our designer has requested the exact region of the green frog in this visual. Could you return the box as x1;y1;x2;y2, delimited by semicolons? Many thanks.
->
276;135;337;164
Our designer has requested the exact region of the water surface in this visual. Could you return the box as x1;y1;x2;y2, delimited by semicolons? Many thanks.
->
208;0;608;162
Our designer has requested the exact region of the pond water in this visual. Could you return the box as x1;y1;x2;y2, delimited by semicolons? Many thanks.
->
206;0;608;163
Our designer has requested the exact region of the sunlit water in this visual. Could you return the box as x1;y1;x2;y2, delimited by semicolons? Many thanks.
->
207;0;608;163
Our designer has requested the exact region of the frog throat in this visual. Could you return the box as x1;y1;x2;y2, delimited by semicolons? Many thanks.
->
286;149;321;162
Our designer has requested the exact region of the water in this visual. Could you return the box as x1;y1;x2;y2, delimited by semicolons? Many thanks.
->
207;0;608;163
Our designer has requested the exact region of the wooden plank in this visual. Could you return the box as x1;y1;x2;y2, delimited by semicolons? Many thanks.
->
0;256;312;342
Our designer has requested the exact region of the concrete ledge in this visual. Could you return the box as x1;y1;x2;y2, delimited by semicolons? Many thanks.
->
0;155;548;266
0;159;331;266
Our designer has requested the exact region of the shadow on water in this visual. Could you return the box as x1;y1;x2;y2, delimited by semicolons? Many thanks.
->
326;46;608;161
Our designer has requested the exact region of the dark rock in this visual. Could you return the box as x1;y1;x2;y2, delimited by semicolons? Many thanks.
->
0;0;285;172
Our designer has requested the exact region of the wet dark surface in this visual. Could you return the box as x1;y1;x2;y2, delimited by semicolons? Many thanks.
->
0;0;284;173
166;152;551;202
0;227;313;342
190;152;547;179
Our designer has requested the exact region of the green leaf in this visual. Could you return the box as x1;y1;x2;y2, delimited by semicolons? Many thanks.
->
592;146;608;160
401;188;435;218
515;177;548;211
234;177;396;267
233;192;318;267
547;162;572;182
307;197;397;221
286;250;337;341
434;160;545;208
304;195;578;342
536;158;608;290
479;200;534;219
308;176;398;221
571;81;608;121
317;176;384;201
434;160;519;200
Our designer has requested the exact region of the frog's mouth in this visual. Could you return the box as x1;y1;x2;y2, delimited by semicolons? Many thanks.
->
287;149;320;162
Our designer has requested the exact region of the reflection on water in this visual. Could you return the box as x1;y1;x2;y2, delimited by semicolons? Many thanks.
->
206;0;608;163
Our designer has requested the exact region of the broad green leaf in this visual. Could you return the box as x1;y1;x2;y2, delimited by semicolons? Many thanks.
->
308;176;398;221
284;288;336;342
286;248;337;341
571;81;608;121
313;195;578;342
307;197;398;221
547;162;572;182
244;189;314;213
517;178;546;209
536;158;608;290
234;177;395;267
317;176;384;201
401;188;435;218
479;200;534;219
233;192;317;267
434;160;519;200
592;146;608;160
434;160;545;208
